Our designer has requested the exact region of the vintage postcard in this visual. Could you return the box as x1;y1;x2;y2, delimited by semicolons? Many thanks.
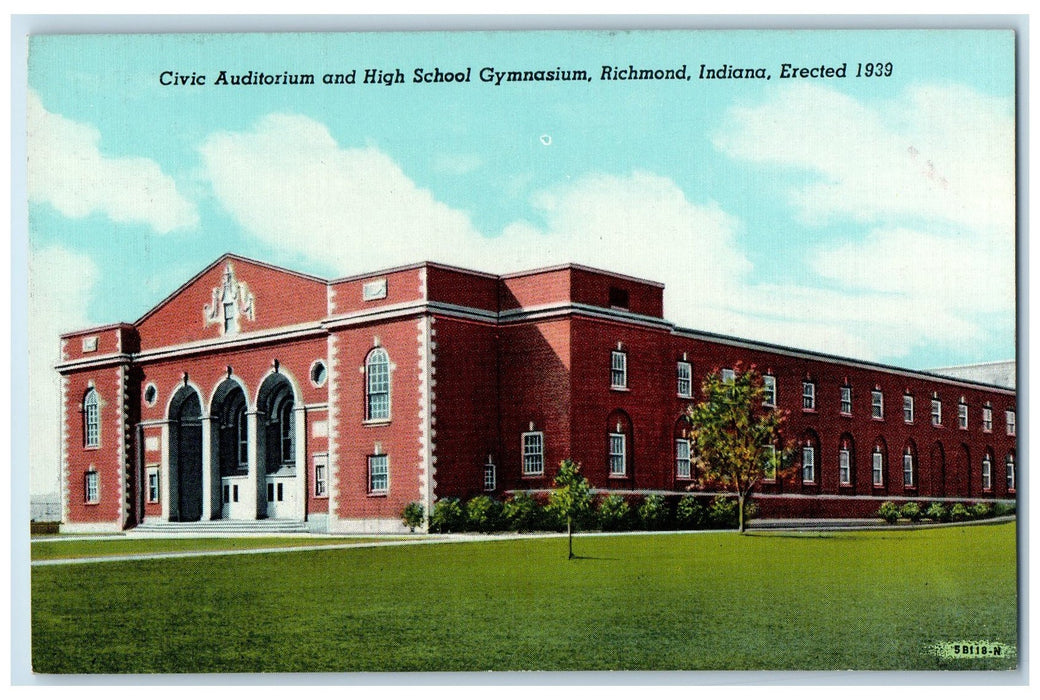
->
23;27;1017;675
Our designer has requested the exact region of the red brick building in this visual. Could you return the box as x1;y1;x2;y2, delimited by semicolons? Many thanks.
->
56;254;1018;532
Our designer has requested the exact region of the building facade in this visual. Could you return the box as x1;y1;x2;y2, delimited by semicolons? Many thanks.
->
56;254;1018;533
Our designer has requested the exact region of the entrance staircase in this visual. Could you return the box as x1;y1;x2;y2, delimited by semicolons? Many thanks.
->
132;519;310;535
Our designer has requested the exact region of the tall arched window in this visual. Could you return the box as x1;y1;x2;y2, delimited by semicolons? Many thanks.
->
83;388;100;448
264;383;294;472
278;398;294;463
366;348;391;420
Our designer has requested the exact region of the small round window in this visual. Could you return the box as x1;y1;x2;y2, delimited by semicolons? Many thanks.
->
144;383;158;406
310;360;328;387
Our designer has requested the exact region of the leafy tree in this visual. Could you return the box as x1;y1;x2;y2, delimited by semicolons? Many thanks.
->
401;501;425;532
549;459;593;559
683;366;790;534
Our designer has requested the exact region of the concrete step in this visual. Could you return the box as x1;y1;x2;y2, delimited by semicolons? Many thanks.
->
133;519;309;534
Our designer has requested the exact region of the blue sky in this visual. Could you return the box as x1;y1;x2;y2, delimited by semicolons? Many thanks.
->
25;30;1016;493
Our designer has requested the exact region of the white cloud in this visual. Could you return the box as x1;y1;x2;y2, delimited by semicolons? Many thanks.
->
27;91;198;232
28;245;98;496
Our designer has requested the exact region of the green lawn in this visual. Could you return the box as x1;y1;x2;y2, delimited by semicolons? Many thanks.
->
31;536;410;560
31;523;1017;673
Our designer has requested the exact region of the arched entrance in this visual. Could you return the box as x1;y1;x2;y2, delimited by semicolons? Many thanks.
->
169;386;203;522
211;378;250;520
257;372;303;519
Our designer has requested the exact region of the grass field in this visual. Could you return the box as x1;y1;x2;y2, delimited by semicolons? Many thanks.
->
30;536;411;560
31;523;1017;673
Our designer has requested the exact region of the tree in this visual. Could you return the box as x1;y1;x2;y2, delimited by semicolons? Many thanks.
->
549;459;593;559
683;365;791;534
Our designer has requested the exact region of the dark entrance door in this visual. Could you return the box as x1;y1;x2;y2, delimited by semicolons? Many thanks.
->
170;388;204;522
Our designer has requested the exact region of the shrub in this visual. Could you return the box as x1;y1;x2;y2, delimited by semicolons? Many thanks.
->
877;501;900;524
501;492;541;532
900;501;922;523
30;521;60;535
993;501;1016;517
638;494;669;530
950;503;971;522
429;498;466;533
925;502;949;523
401;502;426;532
972;502;993;520
466;495;502;533
708;496;739;529
598;494;632;531
675;494;706;530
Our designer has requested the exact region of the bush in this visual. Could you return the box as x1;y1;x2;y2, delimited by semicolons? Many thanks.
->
925;502;949;523
708;496;739;529
466;495;502;533
877;501;900;524
950;503;971;522
900;501;922;523
993;501;1016;517
675;494;706;530
429;498;466;533
598;494;632;531
638;494;669;530
401;502;425;532
501;492;541;532
972;502;993;520
30;521;61;535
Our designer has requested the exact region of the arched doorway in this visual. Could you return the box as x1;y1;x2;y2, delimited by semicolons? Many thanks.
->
169;386;203;522
211;378;250;520
257;372;301;519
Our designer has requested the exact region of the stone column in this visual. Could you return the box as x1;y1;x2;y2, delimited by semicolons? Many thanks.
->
200;416;213;520
247;411;262;519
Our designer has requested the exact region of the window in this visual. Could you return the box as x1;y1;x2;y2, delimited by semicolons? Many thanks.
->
310;360;328;387
484;462;496;491
982;406;993;432
368;454;389;493
675;439;692;479
839;448;851;486
611;351;628;389
1006;410;1016;436
1006;455;1015;492
144;384;158;406
223;301;236;334
84;471;99;503
762;444;777;482
608;286;630;309
931;399;942;427
278;400;294;464
958;402;968;430
83;388;100;448
982;455;993;491
903;395;914;423
871;390;884;419
365;348;391;420
147;468;159;503
314;457;328;497
903;450;916;488
802;446;815;484
721;368;735;383
840;386;852;415
609;432;627;476
236;407;248;468
763;375;777;407
522;432;544;475
802;381;816;410
872;449;884;486
677;361;692;397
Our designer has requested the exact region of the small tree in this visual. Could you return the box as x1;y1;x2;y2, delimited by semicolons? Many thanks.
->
549;459;593;559
401;501;425;532
684;365;791;534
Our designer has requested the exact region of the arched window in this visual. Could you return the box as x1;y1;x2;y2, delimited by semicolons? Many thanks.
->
607;410;632;478
83;388;100;448
264;383;294;471
366;348;391;421
279;399;294;463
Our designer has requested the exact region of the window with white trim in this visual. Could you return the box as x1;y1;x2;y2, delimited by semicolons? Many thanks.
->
1006;455;1015;492
314;456;328;497
1006;410;1016;436
83;388;100;448
802;381;816;410
763;375;777;408
958;402;968;430
931;398;942;427
721;368;736;383
872;449;884;486
677;361;692;398
368;454;388;493
871;390;884;420
146;468;159;503
903;450;916;488
85;470;99;503
365;347;391;421
903;395;914;423
611;350;628;389
522;432;544;475
982;455;993;491
839;448;851;486
762;444;777;482
675;439;692;479
484;462;496;491
801;445;816;483
609;432;627;477
982;406;993;432
840;385;852;415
